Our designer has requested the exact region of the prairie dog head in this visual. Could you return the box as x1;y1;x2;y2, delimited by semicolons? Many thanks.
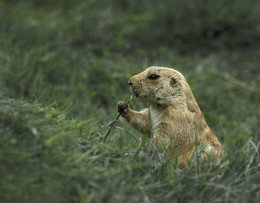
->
128;66;194;108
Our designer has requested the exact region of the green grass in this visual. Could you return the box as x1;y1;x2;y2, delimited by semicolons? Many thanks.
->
0;93;259;202
0;0;260;202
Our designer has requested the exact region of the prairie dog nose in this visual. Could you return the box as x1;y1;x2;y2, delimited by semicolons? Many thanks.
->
128;78;133;86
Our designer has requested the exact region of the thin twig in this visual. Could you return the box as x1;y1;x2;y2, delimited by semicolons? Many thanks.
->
104;95;134;143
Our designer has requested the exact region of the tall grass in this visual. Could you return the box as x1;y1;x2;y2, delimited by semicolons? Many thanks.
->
0;94;259;202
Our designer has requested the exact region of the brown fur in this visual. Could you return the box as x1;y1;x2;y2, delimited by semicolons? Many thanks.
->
118;66;224;168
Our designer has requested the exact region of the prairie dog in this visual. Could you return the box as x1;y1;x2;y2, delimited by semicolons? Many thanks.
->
118;66;224;168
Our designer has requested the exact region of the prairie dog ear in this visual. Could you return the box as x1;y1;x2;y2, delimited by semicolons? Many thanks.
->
170;77;177;87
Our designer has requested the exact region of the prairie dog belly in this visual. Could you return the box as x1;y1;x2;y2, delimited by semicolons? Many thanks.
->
150;107;163;134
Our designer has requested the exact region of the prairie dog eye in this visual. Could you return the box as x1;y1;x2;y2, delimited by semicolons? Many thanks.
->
148;74;160;80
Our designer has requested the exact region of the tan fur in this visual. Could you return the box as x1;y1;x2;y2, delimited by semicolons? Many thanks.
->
118;66;224;168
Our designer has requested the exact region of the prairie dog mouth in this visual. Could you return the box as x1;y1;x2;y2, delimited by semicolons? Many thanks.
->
130;86;139;97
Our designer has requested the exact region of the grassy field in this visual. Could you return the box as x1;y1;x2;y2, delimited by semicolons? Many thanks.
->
0;0;259;202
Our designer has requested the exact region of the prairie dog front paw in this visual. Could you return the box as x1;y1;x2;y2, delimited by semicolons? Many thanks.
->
117;101;130;117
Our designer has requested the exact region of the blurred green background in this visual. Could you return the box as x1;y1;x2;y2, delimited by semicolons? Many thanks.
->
0;0;259;202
